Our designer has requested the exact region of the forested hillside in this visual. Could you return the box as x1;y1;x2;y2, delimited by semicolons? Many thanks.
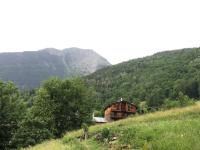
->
86;48;200;108
0;47;110;89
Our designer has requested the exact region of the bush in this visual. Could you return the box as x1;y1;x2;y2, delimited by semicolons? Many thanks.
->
138;101;148;114
100;127;112;142
11;118;54;148
178;92;194;107
93;110;104;117
162;92;195;109
163;99;180;109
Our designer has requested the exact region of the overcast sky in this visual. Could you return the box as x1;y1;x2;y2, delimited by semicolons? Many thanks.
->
0;0;200;64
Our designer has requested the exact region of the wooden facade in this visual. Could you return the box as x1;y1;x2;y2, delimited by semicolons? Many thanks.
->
104;100;137;121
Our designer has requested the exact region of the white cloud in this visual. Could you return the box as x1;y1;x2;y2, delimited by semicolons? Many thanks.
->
0;0;200;64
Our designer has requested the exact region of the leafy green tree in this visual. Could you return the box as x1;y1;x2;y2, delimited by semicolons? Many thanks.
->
11;113;54;149
20;89;36;108
178;92;194;106
11;78;94;148
138;101;148;114
162;98;180;109
93;110;104;117
0;81;26;150
31;78;94;137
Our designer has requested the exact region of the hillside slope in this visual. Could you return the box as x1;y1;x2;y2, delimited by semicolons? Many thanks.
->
0;48;110;89
86;47;200;107
24;103;200;150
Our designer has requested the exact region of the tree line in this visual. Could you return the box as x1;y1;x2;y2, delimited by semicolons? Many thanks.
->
0;78;94;150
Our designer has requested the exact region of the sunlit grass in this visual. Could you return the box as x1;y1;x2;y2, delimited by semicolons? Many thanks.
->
22;140;70;150
24;102;200;150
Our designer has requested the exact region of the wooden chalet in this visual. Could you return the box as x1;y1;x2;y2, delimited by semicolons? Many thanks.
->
104;98;137;121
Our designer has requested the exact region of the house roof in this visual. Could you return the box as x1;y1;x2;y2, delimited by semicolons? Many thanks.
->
104;99;137;111
92;117;107;123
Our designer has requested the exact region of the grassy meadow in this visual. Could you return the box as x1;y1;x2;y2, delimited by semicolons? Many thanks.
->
24;102;200;150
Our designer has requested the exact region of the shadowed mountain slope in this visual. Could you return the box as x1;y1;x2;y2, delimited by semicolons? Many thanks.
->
0;47;110;89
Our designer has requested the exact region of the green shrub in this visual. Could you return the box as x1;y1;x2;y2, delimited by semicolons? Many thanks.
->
163;99;180;109
178;92;195;107
138;101;148;114
101;128;110;139
163;93;195;109
11;118;54;148
93;110;104;117
98;127;113;143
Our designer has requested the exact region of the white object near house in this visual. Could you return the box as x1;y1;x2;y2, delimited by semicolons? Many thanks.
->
92;113;107;123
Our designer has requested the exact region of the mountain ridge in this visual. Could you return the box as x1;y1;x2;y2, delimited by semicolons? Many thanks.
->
0;47;110;89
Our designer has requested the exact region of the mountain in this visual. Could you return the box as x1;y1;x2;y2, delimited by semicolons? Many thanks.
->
86;47;200;107
0;47;110;89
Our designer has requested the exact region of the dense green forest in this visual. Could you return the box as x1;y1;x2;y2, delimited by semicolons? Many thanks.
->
86;48;200;109
0;78;94;150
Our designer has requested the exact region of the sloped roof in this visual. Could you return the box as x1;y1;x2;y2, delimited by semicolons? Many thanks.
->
104;99;137;111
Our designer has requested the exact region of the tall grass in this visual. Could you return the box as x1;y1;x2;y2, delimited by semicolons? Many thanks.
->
24;102;200;150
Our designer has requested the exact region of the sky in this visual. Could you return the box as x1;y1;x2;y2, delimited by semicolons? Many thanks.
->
0;0;200;64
